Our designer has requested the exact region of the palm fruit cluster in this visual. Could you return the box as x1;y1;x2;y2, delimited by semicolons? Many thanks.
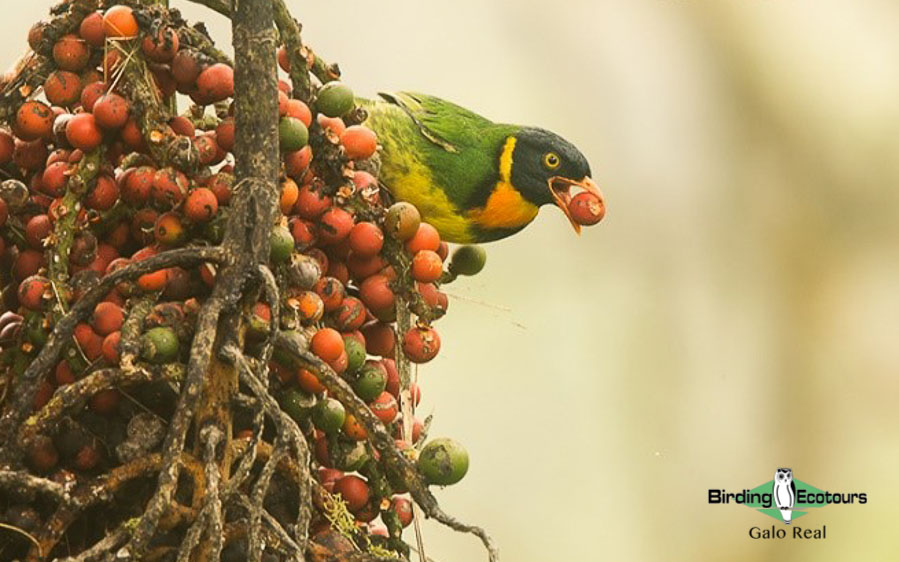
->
0;1;485;559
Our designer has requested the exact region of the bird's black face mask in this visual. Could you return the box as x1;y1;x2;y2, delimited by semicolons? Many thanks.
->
511;128;604;233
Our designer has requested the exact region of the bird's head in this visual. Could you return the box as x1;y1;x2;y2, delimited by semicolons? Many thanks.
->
508;128;605;233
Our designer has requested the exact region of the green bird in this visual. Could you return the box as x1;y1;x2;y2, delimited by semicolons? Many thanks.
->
361;92;605;243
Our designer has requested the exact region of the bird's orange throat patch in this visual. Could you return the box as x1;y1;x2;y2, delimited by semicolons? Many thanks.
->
466;136;539;231
467;182;539;230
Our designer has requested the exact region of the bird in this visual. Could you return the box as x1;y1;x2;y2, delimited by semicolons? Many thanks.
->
361;92;604;243
773;468;796;524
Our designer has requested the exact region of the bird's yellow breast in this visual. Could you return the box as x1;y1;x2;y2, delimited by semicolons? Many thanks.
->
378;143;475;243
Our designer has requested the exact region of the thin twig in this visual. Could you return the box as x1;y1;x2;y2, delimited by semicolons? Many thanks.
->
274;332;500;562
0;246;226;465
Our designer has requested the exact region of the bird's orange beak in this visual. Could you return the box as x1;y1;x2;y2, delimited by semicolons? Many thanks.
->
548;176;605;234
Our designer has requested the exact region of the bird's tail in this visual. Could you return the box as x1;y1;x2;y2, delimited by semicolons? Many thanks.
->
780;509;792;524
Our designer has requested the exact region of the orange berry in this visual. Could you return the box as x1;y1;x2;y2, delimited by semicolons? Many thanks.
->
154;212;185;246
342;414;368;442
411;250;443;283
311;327;344;362
339;125;378;160
286;99;312;127
297;367;326;394
280;178;299;214
15;101;54;141
184;188;218;222
405;222;441;254
103;6;139;39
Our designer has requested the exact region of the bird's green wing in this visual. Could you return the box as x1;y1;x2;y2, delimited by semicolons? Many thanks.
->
372;91;515;203
376;91;498;155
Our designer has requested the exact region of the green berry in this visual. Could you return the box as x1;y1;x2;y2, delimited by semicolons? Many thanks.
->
280;388;314;423
315;81;354;117
417;438;469;486
312;397;346;434
449;245;487;276
141;326;179;364
279;116;309;152
352;362;387;402
343;336;366;373
270;224;294;263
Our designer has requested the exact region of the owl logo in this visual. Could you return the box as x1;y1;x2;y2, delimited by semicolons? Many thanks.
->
773;468;796;524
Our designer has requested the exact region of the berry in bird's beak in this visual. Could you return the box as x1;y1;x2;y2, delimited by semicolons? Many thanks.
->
548;176;605;233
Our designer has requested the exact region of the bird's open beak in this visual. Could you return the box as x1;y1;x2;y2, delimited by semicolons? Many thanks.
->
548;176;605;234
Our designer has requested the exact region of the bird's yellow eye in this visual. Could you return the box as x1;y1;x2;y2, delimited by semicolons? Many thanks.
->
544;152;561;170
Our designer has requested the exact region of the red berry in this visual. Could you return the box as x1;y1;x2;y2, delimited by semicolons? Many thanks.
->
361;322;395;357
391;497;414;528
91;301;124;336
44;71;82;107
333;475;370;512
74;323;104;361
184;188;219;222
80;81;108;112
18;275;49;311
52;34;91;72
102;331;121;364
79;11;106;47
568;191;605;225
348;221;384;257
195;63;234;103
151;167;188;207
313;276;345;312
402;326;441;363
89;388;121;415
93;93;130;130
85;174;119;211
141;26;179;62
332;297;366;331
359;274;395;313
66;113;103;151
25;214;52;248
370;391;398;424
317;207;354;245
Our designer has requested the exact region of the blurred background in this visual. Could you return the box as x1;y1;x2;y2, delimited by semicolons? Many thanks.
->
7;1;899;560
